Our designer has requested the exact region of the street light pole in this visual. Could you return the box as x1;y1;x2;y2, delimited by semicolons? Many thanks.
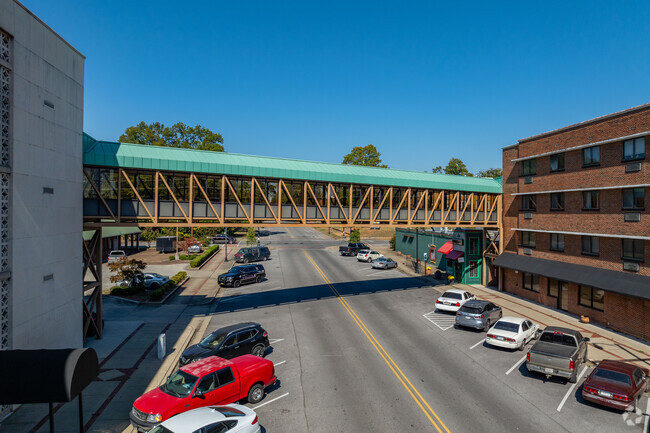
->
224;227;228;262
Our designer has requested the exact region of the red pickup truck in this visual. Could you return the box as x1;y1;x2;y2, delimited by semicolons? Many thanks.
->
130;355;276;431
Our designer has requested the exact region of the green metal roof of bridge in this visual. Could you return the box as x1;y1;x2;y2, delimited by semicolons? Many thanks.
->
83;134;502;194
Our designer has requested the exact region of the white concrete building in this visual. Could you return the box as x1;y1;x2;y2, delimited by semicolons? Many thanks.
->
0;0;84;364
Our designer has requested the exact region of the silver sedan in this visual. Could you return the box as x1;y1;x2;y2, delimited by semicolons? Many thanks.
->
371;257;398;269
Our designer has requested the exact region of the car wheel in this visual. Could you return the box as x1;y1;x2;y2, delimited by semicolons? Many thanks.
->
247;383;265;404
518;341;525;351
251;344;265;357
368;258;373;263
233;280;241;288
534;329;541;339
484;319;491;332
255;275;262;283
243;258;249;263
150;283;160;289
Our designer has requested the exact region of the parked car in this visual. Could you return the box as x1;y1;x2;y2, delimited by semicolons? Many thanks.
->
486;317;540;350
234;247;270;263
148;404;261;433
218;265;265;288
180;322;270;366
130;355;276;431
187;244;202;254
212;234;237;244
371;257;398;269
339;243;370;256
117;273;170;289
526;326;590;383
455;300;503;331
107;250;126;263
357;250;383;262
582;359;649;412
435;289;476;313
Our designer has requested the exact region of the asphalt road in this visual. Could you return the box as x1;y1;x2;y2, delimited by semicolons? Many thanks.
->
206;227;648;433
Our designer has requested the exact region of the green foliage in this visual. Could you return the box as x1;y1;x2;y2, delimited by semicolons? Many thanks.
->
444;158;473;176
476;167;503;178
246;227;257;245
169;254;194;260
432;166;443;173
110;285;143;296
119;121;224;152
349;228;361;243
342;144;388;168
140;227;157;243
111;271;188;301
190;245;219;268
389;233;396;250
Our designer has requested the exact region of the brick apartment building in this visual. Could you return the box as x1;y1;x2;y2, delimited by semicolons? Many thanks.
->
494;104;649;340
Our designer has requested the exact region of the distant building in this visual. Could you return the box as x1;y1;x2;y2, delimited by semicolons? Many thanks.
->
495;104;649;340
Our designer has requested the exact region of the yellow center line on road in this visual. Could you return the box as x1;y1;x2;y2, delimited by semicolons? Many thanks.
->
303;250;451;433
286;228;295;238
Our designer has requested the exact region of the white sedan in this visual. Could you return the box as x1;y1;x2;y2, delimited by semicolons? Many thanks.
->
435;289;476;312
486;317;540;351
149;404;261;433
357;250;384;262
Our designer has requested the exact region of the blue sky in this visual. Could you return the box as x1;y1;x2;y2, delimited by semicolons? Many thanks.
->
21;0;650;173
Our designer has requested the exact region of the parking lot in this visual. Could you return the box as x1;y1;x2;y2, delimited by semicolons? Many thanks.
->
202;227;649;433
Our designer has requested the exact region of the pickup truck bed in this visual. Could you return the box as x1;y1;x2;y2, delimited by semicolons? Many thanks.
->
526;326;589;383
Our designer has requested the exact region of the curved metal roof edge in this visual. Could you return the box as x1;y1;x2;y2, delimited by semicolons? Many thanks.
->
82;136;502;194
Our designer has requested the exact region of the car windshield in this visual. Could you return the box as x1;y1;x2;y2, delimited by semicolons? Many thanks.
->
149;427;174;433
442;292;462;300
199;332;226;349
460;305;483;314
539;332;577;347
162;370;198;397
493;321;519;332
375;258;387;262
592;368;632;386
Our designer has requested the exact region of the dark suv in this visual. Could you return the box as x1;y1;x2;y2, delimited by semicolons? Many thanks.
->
179;322;270;365
218;264;266;287
234;246;270;263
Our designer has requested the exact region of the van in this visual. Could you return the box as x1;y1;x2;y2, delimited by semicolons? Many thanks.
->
233;246;270;263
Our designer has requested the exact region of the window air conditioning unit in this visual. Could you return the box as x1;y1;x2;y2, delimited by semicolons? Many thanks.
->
624;213;641;222
625;162;642;173
523;248;533;255
524;176;533;184
524;213;533;220
623;262;640;272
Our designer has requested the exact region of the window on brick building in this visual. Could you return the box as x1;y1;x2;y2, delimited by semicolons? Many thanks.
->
581;236;599;256
521;159;536;176
550;193;564;210
550;153;565;172
522;273;540;292
521;231;536;248
623;137;645;161
582;191;600;210
548;279;559;297
521;194;536;211
550;233;564;251
622;187;645;210
579;286;604;311
583;146;600;166
622;238;644;262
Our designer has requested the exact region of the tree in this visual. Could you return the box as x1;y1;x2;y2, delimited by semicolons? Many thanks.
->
139;228;157;247
178;236;201;253
119;121;224;152
349;229;361;243
432;166;443;173
476;168;503;178
108;258;146;288
444;158;473;177
342;144;388;168
246;227;257;245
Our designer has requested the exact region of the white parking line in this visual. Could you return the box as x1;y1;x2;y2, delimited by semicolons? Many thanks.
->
269;338;284;344
644;397;649;433
470;339;485;350
255;392;289;409
273;360;286;366
556;366;588;412
505;355;527;375
423;311;456;331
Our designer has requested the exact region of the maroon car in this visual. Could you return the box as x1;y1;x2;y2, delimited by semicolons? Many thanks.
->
582;359;649;411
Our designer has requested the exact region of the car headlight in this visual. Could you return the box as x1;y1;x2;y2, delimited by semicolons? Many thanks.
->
147;413;163;423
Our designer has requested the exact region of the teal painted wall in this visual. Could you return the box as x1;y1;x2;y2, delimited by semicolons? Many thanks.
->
394;229;452;270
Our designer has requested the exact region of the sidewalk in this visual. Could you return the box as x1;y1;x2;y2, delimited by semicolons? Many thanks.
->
371;241;650;369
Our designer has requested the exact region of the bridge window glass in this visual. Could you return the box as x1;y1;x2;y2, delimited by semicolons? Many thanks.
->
623;137;645;161
100;169;118;199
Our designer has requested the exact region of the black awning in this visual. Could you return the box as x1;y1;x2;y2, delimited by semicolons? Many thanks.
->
0;348;98;404
493;252;650;301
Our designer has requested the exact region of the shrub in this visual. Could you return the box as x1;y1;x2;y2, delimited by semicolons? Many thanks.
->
190;245;219;268
110;285;143;296
389;233;396;250
149;286;166;301
171;271;187;284
349;228;361;243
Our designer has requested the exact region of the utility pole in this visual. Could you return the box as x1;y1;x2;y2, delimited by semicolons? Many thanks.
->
224;227;228;262
175;226;179;260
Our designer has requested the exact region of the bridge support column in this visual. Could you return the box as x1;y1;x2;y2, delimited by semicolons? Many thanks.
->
83;228;103;340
